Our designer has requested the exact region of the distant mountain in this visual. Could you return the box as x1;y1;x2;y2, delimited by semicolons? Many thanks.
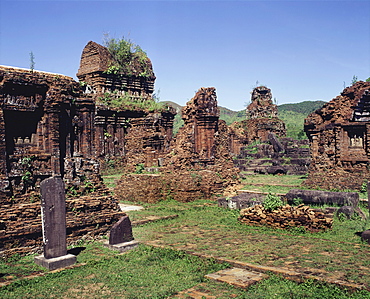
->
278;101;326;115
161;100;326;138
162;101;182;113
278;101;326;139
219;107;245;125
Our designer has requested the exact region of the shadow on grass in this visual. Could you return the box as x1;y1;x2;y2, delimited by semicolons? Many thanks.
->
67;247;86;256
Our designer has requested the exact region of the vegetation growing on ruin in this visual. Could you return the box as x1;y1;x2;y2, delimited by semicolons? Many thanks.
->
103;35;154;78
278;100;326;115
97;91;168;112
262;193;284;211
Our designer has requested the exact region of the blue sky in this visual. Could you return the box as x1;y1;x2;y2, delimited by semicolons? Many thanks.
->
0;0;369;111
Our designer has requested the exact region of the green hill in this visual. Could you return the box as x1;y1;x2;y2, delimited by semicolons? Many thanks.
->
278;101;326;139
219;107;245;125
278;101;326;115
161;100;326;138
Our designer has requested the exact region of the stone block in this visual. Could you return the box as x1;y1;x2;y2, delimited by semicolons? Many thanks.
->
285;189;359;207
337;206;355;219
361;230;370;244
104;240;139;253
34;254;76;270
205;267;268;289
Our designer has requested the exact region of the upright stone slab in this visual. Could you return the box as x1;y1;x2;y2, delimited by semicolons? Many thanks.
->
34;176;76;270
105;215;139;252
109;215;134;245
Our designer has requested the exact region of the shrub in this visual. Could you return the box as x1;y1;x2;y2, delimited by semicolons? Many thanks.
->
103;35;153;78
292;197;303;206
263;193;283;211
135;163;145;174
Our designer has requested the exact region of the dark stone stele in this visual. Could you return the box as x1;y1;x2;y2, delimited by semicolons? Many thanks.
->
109;215;134;245
34;176;76;270
40;177;68;258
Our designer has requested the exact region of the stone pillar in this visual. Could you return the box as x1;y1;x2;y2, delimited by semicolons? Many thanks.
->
34;176;76;270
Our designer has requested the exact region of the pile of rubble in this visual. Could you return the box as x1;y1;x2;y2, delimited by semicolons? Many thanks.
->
238;204;333;232
233;135;311;175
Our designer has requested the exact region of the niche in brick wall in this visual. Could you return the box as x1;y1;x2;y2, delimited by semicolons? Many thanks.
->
3;109;44;156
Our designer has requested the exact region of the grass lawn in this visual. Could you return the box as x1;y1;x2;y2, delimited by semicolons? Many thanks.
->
130;199;370;286
1;200;370;298
1;174;370;298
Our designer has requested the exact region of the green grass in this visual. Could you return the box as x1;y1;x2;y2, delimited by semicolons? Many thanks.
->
130;199;370;286
101;173;122;189
0;244;229;299
182;275;370;298
1;199;370;297
241;173;306;186
240;173;368;199
3;174;368;297
2;245;369;299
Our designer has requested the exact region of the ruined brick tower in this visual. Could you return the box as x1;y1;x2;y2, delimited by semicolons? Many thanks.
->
230;86;286;145
181;87;220;162
114;87;241;203
246;85;278;119
0;40;174;253
77;41;155;98
77;41;176;170
0;66;99;197
304;81;370;190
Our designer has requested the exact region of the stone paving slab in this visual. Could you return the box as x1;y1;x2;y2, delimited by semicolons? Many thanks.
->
119;203;144;212
205;267;268;289
172;283;216;299
146;243;368;291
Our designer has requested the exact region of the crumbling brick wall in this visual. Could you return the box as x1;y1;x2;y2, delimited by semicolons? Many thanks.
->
0;66;126;254
115;87;241;203
0;38;179;252
304;81;370;190
0;66;101;196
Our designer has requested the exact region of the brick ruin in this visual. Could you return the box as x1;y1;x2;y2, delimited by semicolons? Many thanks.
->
0;40;177;253
76;41;176;172
0;66;125;254
233;136;311;176
7;38;359;252
304;81;370;190
115;87;241;203
234;86;286;143
246;86;277;119
230;86;310;175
